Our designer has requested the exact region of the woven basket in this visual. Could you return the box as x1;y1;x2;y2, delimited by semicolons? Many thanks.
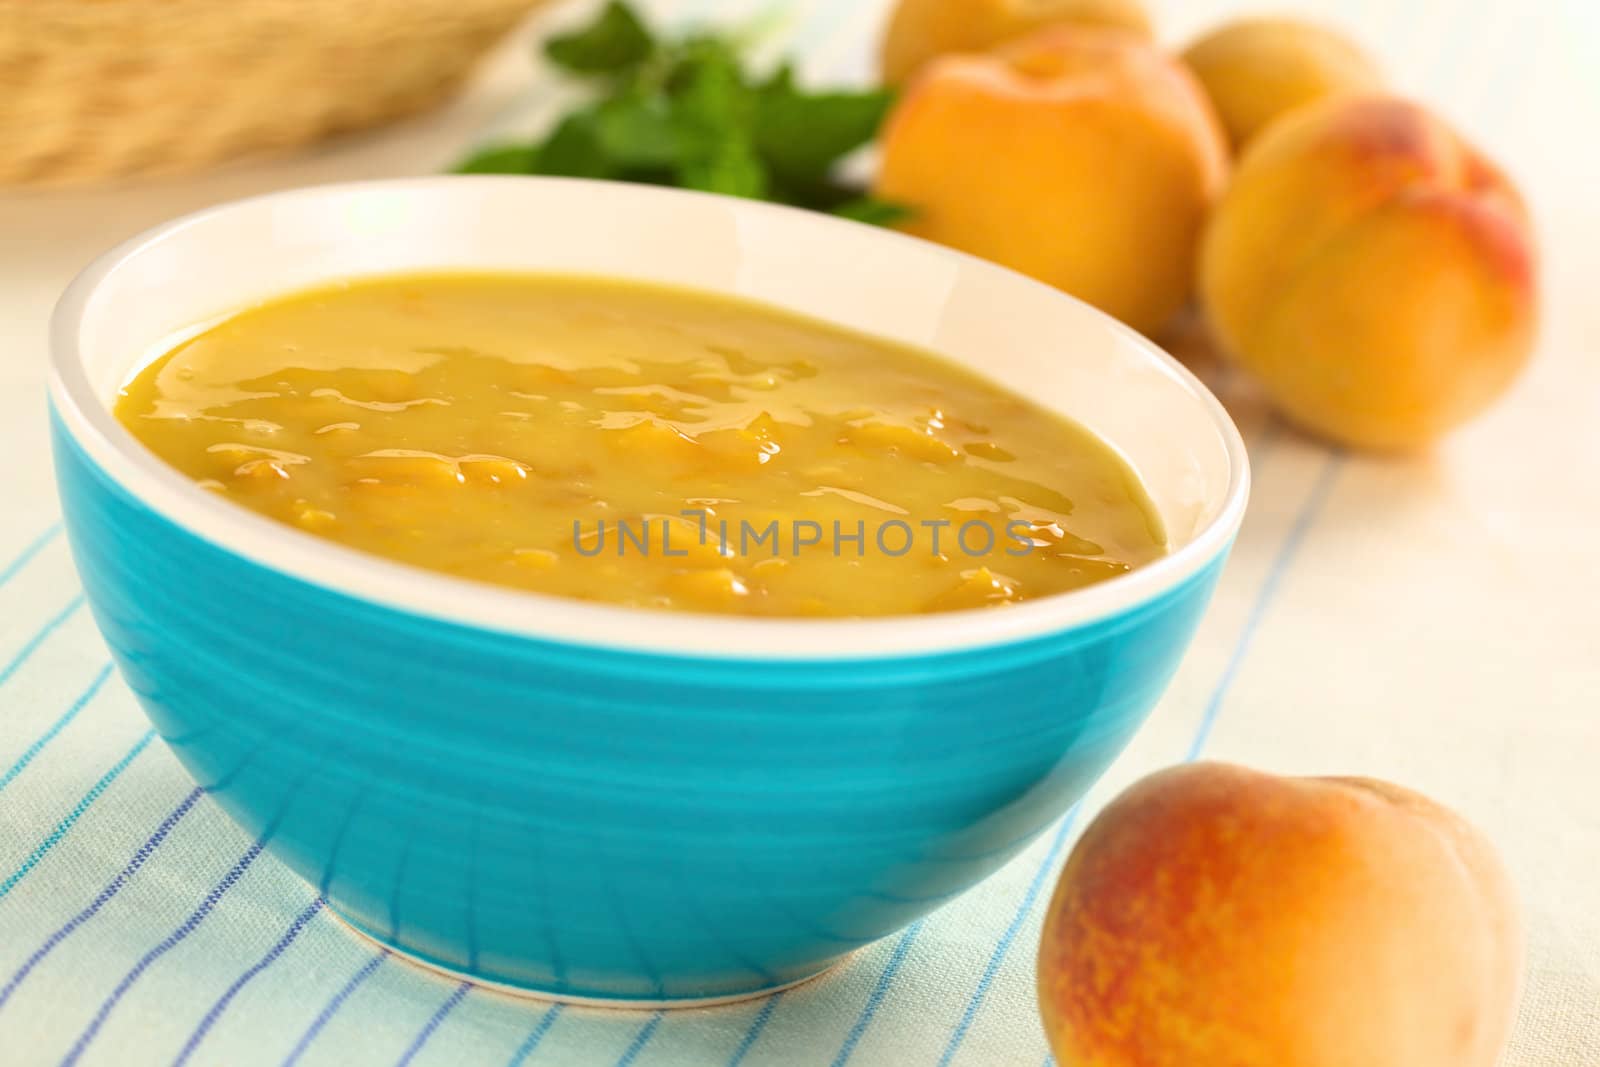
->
0;0;548;186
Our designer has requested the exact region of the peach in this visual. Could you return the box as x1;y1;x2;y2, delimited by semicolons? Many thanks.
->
875;27;1227;337
880;0;1152;85
1199;95;1536;449
1038;763;1522;1067
1182;18;1382;149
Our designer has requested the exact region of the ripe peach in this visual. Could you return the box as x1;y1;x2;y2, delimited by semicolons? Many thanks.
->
1199;95;1536;449
875;27;1227;337
1038;762;1523;1067
1182;17;1382;149
880;0;1152;86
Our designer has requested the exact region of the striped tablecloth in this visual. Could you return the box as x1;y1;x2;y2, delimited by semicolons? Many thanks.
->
1;1;1596;1064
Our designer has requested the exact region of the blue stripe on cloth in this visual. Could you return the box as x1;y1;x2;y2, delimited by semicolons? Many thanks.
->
1185;453;1343;761
932;805;1085;1067
171;898;326;1067
827;920;922;1067
504;1005;563;1067
990;450;1342;1067
281;951;389;1067
394;980;472;1067
0;523;61;591
726;991;783;1067
58;841;266;1067
0;729;155;902
0;786;203;1012
614;1011;665;1067
0;662;112;797
0;595;85;692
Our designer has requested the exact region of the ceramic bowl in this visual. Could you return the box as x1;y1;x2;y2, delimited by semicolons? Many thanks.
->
49;177;1248;1004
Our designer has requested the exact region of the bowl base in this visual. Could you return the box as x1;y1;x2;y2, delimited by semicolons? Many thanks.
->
324;903;841;1010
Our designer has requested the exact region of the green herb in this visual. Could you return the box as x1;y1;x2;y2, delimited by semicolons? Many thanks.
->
680;136;769;199
543;0;655;74
452;0;908;225
754;66;892;187
453;143;539;174
829;196;915;227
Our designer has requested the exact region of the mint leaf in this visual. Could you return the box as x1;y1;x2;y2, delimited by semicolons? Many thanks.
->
679;137;769;200
755;69;894;186
594;94;683;168
663;37;766;194
533;111;618;178
545;0;655;75
670;37;755;135
453;144;538;174
830;197;914;227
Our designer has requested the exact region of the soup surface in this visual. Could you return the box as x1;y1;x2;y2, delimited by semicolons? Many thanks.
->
116;274;1165;616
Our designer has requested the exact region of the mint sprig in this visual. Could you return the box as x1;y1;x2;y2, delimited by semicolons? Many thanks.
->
453;1;908;224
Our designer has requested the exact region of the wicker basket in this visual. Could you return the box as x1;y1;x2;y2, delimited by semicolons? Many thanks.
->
0;0;549;186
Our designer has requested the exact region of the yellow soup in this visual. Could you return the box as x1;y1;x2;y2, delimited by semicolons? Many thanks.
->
116;274;1165;616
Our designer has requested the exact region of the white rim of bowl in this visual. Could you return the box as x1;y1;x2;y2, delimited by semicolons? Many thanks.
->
48;177;1250;662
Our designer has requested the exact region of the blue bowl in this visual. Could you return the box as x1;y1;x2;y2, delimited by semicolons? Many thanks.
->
49;178;1248;1005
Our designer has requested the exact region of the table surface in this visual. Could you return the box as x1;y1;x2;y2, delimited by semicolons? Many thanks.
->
1;1;1596;1064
